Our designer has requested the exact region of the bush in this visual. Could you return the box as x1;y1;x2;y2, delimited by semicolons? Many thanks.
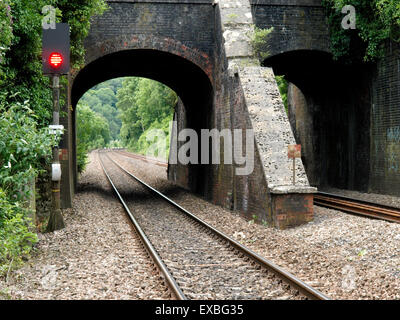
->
0;100;58;199
0;100;57;277
0;189;38;276
250;26;274;62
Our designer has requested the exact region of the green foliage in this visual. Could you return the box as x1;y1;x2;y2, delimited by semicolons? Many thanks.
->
322;0;400;62
0;190;38;276
275;75;288;114
0;0;108;125
0;101;55;276
55;0;108;68
76;104;111;172
0;1;13;80
0;100;59;200
116;78;177;156
250;26;274;62
79;78;123;140
0;0;108;275
135;115;173;159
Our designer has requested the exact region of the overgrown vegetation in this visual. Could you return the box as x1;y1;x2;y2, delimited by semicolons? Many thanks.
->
0;0;107;276
79;79;123;141
322;0;400;62
250;26;273;62
0;101;59;276
275;75;288;115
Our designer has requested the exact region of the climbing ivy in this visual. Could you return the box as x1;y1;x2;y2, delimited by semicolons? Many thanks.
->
322;0;400;62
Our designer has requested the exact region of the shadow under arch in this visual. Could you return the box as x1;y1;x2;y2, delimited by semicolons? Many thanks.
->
263;49;373;192
72;49;214;109
71;49;215;194
263;50;344;94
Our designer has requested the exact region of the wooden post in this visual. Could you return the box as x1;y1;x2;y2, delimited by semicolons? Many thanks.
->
288;144;301;186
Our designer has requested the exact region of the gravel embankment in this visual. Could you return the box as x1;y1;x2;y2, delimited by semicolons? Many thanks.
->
0;152;172;300
111;151;400;300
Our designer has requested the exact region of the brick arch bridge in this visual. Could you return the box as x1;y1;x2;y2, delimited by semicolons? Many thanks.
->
59;0;343;229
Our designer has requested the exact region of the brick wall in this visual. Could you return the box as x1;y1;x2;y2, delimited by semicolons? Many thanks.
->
370;41;400;195
67;0;321;228
250;0;330;59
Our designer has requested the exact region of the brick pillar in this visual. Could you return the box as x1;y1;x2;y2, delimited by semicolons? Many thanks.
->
271;192;314;229
219;0;317;229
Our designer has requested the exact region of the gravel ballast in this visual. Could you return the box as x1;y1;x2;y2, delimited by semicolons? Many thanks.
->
101;152;305;300
0;152;172;300
2;149;399;300
111;151;400;300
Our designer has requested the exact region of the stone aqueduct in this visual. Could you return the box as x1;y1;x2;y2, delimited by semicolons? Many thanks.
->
57;0;400;229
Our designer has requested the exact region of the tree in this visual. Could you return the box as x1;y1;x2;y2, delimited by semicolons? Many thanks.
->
76;104;111;172
116;78;177;155
79;78;124;140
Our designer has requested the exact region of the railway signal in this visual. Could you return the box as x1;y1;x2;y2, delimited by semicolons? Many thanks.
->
42;23;70;231
49;52;64;68
42;23;70;75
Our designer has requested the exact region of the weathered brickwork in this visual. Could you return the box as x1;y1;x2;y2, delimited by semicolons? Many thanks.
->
370;41;400;195
85;1;215;62
211;0;316;228
287;59;372;192
250;0;330;59
63;0;344;228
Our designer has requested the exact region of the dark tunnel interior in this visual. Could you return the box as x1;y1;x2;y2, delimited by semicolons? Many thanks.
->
264;50;373;192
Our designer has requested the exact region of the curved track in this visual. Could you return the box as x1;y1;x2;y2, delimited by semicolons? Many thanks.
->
99;150;330;300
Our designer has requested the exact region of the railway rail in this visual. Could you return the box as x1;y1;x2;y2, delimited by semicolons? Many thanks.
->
99;150;330;300
314;192;400;223
114;149;168;168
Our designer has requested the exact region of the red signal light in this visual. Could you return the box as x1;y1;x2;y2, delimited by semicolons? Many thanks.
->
49;52;63;68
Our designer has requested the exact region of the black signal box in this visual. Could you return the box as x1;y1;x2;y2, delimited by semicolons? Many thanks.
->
42;23;70;75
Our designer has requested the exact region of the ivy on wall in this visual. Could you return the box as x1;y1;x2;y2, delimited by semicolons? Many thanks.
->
322;0;400;63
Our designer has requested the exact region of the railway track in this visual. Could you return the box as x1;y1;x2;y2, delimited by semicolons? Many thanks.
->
314;192;400;223
114;149;168;168
99;150;330;300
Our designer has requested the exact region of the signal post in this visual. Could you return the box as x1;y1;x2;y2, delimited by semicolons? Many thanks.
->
42;23;70;231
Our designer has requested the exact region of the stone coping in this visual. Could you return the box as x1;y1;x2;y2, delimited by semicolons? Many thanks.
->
270;185;317;194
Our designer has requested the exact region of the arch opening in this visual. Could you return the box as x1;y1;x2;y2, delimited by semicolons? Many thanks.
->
71;49;215;196
264;50;373;192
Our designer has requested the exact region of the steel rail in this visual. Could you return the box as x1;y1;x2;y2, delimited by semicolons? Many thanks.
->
115;150;168;168
98;151;187;300
107;151;331;301
314;192;400;224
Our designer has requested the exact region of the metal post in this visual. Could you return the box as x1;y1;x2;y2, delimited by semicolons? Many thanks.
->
293;158;296;186
47;75;65;231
